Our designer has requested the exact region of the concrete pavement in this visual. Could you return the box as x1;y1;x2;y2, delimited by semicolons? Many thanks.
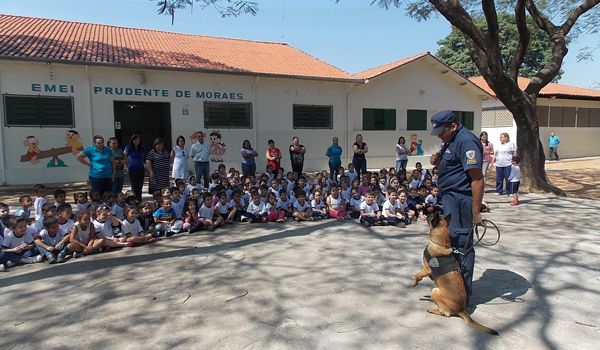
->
1;192;599;349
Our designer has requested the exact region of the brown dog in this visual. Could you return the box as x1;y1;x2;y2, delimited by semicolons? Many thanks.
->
413;212;499;335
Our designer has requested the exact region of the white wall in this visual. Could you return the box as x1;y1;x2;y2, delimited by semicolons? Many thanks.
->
348;59;484;170
482;98;600;159
0;59;486;185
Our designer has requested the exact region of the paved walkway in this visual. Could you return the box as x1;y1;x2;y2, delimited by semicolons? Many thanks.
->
1;192;598;349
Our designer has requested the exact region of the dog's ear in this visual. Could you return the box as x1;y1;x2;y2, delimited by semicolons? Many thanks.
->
444;213;452;224
431;212;441;228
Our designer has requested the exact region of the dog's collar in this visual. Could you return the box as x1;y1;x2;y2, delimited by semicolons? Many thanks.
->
429;239;451;249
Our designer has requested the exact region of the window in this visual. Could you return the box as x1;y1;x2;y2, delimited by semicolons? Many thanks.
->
407;109;427;130
293;104;332;129
536;106;550;127
3;94;74;127
454;111;475;130
204;102;252;128
549;106;576;127
362;108;396;130
577;108;600;127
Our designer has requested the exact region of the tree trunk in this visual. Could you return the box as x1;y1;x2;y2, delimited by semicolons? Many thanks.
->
513;106;567;196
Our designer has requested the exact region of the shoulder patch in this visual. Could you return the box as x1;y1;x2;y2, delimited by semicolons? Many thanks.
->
466;150;475;159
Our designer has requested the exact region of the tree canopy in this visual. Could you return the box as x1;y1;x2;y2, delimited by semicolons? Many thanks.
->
436;12;564;80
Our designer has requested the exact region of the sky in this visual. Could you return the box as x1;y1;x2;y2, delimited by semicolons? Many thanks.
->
0;0;598;89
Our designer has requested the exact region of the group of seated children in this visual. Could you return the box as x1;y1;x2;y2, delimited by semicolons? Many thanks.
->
0;162;442;272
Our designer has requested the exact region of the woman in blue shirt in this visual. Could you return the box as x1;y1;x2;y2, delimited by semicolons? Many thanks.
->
124;133;146;201
240;140;258;177
326;137;343;183
77;135;113;195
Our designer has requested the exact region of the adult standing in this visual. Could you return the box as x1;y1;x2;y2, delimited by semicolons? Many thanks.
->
352;134;368;180
480;132;494;183
491;133;517;195
146;137;170;194
326;137;343;182
108;137;125;194
395;136;409;172
240;140;258;177
289;136;306;176
77;135;113;195
189;131;211;187
548;131;560;161
171;135;188;181
265;139;282;176
430;110;484;302
124;133;145;202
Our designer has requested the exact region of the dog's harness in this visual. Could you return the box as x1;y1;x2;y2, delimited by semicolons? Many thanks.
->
423;247;460;278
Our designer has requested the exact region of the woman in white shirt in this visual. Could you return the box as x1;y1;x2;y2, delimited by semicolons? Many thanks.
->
491;132;517;195
395;136;409;172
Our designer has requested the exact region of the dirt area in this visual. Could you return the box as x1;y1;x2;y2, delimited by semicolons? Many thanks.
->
1;158;599;207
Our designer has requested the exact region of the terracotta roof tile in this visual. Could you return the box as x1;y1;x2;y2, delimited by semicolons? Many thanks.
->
352;52;430;79
470;76;600;101
0;14;354;81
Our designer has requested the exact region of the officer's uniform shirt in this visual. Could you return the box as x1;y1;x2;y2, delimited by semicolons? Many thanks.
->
437;125;483;194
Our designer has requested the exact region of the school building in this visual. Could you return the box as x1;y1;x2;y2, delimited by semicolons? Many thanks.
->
471;77;600;159
0;14;492;185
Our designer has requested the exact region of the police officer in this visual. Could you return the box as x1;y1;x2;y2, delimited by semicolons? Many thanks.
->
430;110;484;302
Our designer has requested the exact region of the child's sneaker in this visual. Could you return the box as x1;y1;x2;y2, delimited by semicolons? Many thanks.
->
5;260;17;268
20;255;43;264
57;254;66;263
276;218;285;223
73;252;84;259
511;200;519;206
0;264;5;272
48;255;57;264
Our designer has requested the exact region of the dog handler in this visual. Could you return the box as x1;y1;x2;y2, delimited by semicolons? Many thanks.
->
430;110;484;303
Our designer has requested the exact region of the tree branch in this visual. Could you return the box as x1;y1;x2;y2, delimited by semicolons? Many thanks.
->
561;0;600;34
428;0;488;51
482;0;500;44
509;0;529;82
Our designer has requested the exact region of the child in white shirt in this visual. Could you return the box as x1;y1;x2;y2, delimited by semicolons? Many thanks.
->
382;190;407;228
292;192;313;222
276;190;294;217
310;191;328;220
349;188;364;219
508;156;521;206
199;195;224;231
359;192;382;227
244;193;267;223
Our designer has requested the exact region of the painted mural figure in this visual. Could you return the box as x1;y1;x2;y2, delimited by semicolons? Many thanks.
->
21;130;83;168
209;130;226;162
409;134;424;156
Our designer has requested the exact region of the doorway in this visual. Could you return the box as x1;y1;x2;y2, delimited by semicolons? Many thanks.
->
114;101;172;151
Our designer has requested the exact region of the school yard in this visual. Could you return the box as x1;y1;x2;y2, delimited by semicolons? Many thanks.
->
0;158;599;349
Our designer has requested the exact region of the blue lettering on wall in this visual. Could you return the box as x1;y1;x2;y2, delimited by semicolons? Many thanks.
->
31;83;75;94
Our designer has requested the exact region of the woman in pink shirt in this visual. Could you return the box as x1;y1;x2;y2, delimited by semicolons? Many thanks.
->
480;131;494;184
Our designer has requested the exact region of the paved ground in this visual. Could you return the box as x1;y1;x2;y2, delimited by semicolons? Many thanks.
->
1;192;598;349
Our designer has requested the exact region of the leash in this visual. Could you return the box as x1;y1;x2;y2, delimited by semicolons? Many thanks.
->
453;219;500;256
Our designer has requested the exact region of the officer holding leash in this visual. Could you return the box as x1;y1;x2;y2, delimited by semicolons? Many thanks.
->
430;110;484;303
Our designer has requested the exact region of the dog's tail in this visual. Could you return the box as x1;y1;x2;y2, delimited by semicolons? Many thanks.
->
457;311;499;336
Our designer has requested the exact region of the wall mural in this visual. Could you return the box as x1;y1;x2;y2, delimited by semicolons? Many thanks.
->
409;133;425;156
209;130;226;162
20;129;84;168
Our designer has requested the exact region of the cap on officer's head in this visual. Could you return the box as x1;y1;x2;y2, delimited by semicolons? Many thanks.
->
430;110;458;136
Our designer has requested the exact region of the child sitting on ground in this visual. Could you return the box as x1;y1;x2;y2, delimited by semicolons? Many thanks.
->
276;189;294;218
292;191;313;222
53;189;67;208
265;192;286;223
327;185;347;220
0;218;42;271
120;205;155;246
111;192;127;220
34;217;69;263
310;190;328;220
74;192;89;213
360;192;382;227
199;194;224;230
0;202;10;236
381;189;408;228
244;192;267;223
14;195;33;222
154;198;183;237
182;199;203;233
215;193;236;224
33;203;58;232
349;188;364;219
68;210;102;258
137;202;155;234
424;186;443;214
93;205;129;249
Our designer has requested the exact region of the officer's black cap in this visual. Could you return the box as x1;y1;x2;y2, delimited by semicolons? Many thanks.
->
430;110;458;136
